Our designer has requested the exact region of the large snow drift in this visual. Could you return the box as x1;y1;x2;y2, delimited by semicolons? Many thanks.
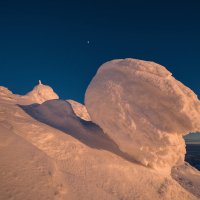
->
1;77;200;200
85;58;200;171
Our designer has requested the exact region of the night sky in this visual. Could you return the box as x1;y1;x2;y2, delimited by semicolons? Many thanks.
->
0;0;200;103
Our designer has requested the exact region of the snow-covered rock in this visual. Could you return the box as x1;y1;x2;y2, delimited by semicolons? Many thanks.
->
67;100;91;121
85;58;200;172
25;80;59;103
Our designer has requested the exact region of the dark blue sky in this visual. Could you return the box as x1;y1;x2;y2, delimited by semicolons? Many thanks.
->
0;0;200;103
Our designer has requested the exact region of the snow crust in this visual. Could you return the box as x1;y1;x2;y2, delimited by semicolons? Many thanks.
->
67;100;91;121
25;80;59;103
85;58;200;172
0;86;12;96
172;163;200;198
0;60;200;200
26;99;82;133
0;79;200;200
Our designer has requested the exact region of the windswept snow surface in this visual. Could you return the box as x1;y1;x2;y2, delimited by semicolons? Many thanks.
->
85;58;200;172
67;100;91;121
25;80;59;103
0;67;200;200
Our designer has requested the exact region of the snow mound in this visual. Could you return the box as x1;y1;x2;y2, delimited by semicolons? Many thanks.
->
25;80;59;103
85;58;200;172
0;86;12;96
67;100;91;121
31;99;80;129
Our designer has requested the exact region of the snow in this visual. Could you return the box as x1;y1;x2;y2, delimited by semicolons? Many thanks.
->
0;86;12;96
67;100;91;121
185;133;200;144
0;60;200;200
172;163;200;199
25;80;59;103
0;125;57;200
85;58;200;172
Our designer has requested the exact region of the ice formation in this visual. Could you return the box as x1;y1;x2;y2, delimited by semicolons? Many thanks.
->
85;58;200;171
25;80;59;103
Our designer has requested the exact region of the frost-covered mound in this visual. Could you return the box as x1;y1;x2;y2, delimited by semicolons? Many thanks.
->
67;100;91;121
25;80;59;103
85;58;200;172
0;86;12;96
0;82;200;200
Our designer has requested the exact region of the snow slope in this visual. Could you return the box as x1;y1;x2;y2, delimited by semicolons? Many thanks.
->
0;67;200;199
67;99;91;121
0;125;58;200
85;58;200;173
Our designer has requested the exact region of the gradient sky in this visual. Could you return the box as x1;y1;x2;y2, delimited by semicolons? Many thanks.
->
0;0;200;103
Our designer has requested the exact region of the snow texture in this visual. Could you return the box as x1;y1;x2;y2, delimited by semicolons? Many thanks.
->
67;100;91;121
0;86;12;96
0;89;199;200
85;58;200;172
0;63;200;200
25;80;59;103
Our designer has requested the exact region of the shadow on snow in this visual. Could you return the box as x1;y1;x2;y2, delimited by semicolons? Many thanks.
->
18;99;139;165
